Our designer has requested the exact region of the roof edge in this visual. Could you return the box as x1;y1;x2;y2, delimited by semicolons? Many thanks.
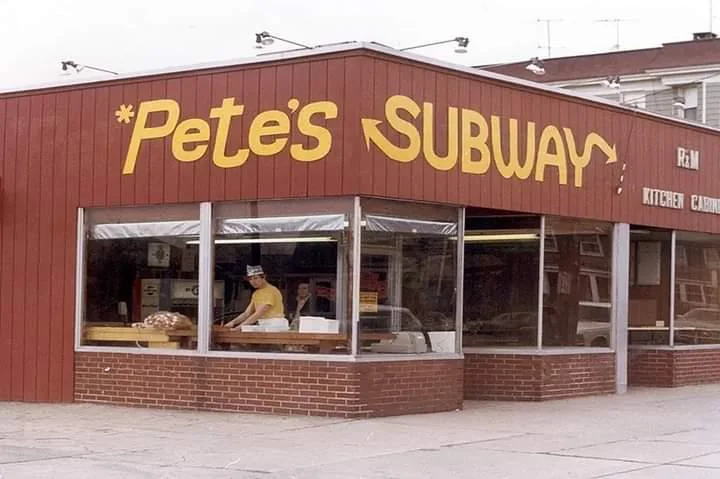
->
2;41;719;135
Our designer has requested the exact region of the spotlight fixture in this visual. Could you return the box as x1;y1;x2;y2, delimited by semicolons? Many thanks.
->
525;57;545;75
602;75;621;88
399;36;470;54
60;60;118;76
253;31;312;50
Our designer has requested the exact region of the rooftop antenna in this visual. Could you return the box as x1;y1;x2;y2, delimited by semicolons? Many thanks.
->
595;18;633;51
537;18;562;58
711;0;714;32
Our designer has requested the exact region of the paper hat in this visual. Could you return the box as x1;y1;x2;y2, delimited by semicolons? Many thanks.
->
246;265;265;277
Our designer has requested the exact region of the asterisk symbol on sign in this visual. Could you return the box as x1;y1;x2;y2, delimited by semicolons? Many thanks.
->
115;104;135;124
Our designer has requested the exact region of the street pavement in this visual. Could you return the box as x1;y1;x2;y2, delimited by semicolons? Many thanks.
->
3;385;720;478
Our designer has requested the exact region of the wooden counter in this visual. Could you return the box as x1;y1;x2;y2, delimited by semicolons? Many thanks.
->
211;326;393;353
83;326;196;349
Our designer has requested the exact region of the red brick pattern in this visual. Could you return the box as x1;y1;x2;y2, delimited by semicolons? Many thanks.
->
464;353;615;401
629;348;720;387
358;360;463;417
75;352;463;418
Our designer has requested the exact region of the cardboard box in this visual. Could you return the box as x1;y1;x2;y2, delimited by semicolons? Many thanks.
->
298;316;339;334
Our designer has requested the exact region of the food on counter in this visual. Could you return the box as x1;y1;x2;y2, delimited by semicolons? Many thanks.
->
133;311;194;330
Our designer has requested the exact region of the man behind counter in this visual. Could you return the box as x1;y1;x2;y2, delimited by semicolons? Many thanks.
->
288;281;332;321
224;265;285;329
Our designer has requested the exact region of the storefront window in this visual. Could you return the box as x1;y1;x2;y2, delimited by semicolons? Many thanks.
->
462;215;541;347
628;229;672;345
210;199;353;354
358;200;459;354
674;232;720;345
82;205;200;350
543;217;613;347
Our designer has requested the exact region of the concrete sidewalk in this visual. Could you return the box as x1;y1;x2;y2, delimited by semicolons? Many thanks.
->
3;385;720;478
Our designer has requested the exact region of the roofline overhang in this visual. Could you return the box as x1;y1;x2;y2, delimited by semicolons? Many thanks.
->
1;41;718;134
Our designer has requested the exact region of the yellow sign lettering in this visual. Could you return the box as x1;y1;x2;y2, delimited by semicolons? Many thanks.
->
118;93;616;188
460;109;491;175
564;129;617;187
360;95;615;188
491;116;535;180
172;118;210;163
535;125;568;184
362;95;421;162
123;99;180;175
422;103;458;171
248;110;290;156
209;97;248;169
120;97;339;174
291;101;338;162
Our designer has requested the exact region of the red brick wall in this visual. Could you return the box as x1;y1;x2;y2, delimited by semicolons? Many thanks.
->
464;353;615;401
629;348;720;387
358;360;463;417
75;352;463;418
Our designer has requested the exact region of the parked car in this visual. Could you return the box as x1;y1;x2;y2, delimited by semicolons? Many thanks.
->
464;307;611;347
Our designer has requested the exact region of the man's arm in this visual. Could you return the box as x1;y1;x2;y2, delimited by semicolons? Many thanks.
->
224;303;255;328
236;304;271;328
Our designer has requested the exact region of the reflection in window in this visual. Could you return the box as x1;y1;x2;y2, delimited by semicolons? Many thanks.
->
210;205;352;354
83;210;201;350
628;229;672;346
675;232;720;345
463;225;540;348
359;203;458;354
543;218;613;348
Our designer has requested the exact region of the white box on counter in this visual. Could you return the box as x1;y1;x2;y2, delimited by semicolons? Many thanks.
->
298;316;339;334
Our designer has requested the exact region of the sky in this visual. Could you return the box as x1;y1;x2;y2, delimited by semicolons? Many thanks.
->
1;0;718;91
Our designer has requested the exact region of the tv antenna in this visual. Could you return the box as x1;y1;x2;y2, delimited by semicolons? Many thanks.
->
537;18;563;58
595;18;633;51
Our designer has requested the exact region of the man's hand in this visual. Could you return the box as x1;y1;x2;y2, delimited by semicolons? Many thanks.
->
224;316;242;328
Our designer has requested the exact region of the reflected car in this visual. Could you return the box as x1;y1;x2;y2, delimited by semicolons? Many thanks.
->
676;307;720;330
464;309;611;347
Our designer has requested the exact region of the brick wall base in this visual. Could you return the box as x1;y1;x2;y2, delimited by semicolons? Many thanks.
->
629;348;720;387
464;352;615;401
74;353;463;418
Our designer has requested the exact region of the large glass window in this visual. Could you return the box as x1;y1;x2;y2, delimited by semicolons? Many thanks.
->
82;205;200;350
628;229;672;346
674;232;720;345
210;199;353;354
542;217;613;347
358;199;459;354
462;215;541;347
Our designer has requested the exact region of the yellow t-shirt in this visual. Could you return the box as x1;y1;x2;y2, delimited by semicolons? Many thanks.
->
251;284;285;319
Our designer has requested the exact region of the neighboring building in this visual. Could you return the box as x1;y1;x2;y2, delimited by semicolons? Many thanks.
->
483;32;720;126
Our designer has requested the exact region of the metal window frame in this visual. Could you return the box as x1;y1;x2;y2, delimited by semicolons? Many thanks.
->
670;230;677;347
537;216;546;349
74;208;87;351
197;202;213;354
351;197;362;356
455;208;465;354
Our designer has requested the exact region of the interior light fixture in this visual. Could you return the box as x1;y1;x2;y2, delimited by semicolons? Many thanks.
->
254;31;312;50
525;57;546;76
60;60;119;76
186;237;336;245
450;233;540;242
399;36;470;54
602;75;621;89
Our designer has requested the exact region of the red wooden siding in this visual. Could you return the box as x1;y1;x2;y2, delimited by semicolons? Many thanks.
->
2;47;720;401
356;55;720;233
